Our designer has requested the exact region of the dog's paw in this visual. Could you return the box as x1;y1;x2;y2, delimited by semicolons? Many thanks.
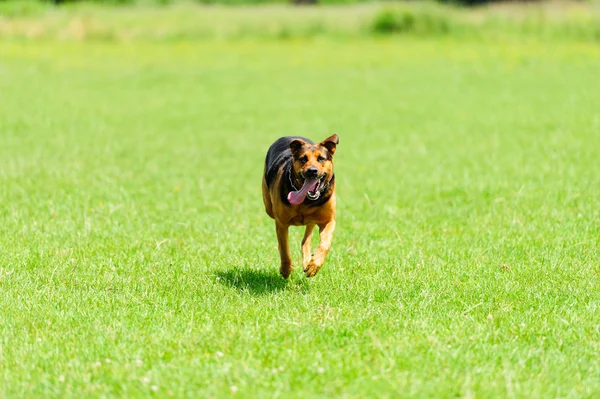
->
302;259;311;272
304;259;322;278
280;263;293;279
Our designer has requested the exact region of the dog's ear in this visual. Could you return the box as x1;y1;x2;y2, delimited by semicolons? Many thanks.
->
320;134;339;155
289;139;306;155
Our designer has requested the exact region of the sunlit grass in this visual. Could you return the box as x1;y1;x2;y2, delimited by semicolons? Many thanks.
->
1;9;600;398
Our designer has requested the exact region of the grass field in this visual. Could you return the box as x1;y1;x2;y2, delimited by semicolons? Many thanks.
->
2;3;600;398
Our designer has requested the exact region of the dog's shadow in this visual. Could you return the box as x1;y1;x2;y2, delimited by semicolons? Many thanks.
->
217;268;308;295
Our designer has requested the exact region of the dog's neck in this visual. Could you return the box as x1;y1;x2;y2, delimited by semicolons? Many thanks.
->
288;168;302;191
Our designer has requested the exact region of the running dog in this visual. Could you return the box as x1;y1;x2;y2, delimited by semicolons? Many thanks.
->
262;134;339;278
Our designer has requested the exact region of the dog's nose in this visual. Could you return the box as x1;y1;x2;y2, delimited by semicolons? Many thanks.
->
304;167;318;178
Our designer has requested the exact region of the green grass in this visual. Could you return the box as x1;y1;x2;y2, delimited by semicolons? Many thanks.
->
2;5;600;398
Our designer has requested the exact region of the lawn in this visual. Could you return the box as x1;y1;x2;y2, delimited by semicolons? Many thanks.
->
1;4;600;398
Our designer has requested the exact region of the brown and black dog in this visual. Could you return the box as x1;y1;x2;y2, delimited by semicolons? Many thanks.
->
262;134;339;278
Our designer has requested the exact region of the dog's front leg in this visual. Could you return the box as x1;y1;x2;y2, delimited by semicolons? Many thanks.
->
301;224;316;271
276;222;293;279
304;219;336;278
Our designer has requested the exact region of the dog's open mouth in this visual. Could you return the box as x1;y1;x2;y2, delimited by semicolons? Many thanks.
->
288;175;326;205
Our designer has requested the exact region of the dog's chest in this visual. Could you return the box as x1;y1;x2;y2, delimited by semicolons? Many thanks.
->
287;213;307;226
281;206;327;226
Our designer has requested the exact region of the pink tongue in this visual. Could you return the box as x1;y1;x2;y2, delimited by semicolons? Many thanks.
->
288;178;319;205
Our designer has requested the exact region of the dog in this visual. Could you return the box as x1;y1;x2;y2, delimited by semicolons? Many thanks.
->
262;134;339;278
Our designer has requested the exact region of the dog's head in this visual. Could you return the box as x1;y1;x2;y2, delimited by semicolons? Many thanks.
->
287;134;338;205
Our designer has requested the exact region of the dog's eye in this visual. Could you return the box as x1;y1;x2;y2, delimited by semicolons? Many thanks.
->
299;156;308;164
317;156;326;163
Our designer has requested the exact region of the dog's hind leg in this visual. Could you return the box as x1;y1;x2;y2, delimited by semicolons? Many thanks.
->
301;224;315;271
305;219;336;278
276;222;293;279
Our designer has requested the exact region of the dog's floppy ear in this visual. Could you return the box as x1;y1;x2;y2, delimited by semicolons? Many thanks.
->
289;139;306;155
320;134;339;155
